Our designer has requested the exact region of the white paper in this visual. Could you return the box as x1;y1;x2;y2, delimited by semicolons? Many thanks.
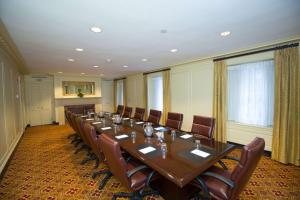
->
190;149;210;158
180;134;193;139
101;127;112;130
123;118;130;120
115;134;129;139
86;118;94;121
154;127;165;131
92;122;102;125
135;121;144;124
80;115;88;118
139;146;156;154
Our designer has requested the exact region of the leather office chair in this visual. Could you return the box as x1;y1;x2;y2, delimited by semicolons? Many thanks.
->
99;133;159;200
123;106;133;118
69;113;83;147
66;111;79;140
193;137;265;200
115;105;124;115
191;115;216;139
147;109;162;125
133;107;145;121
165;112;184;131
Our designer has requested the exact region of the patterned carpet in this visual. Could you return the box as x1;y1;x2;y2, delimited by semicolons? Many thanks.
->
0;125;299;200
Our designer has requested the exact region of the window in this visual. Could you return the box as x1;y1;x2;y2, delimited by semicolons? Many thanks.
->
116;80;124;105
228;60;274;127
147;73;163;112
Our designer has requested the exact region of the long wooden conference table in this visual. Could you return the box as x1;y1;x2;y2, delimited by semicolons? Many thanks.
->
85;115;235;200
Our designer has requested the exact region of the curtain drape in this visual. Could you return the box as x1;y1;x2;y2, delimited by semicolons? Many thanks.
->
113;80;117;111
272;46;299;166
213;60;227;143
123;78;127;106
162;70;170;125
143;75;148;119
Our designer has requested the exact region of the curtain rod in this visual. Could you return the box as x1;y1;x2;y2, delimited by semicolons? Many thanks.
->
213;42;299;62
114;77;126;81
143;68;170;75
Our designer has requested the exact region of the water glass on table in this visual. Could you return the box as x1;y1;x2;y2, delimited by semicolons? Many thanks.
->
195;139;201;149
161;142;167;159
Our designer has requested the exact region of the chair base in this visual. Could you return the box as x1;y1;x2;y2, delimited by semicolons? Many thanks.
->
112;188;159;200
75;144;89;154
67;133;77;139
80;153;96;165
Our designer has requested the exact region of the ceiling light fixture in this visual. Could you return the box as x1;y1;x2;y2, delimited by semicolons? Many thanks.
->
81;72;85;75
160;29;167;34
75;48;84;51
220;31;231;37
141;58;148;62
100;74;104;76
123;65;128;68
93;65;100;68
58;72;63;74
106;58;112;63
90;26;102;33
170;49;178;53
68;58;74;62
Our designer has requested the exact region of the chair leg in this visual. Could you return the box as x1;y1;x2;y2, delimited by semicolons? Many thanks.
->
99;170;112;190
67;133;77;139
74;139;82;147
80;153;96;165
75;144;89;154
94;158;99;169
218;160;228;170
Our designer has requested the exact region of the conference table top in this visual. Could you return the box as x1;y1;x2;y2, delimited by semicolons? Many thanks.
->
86;116;235;188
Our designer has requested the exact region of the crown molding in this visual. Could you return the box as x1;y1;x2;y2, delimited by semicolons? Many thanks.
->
0;19;28;74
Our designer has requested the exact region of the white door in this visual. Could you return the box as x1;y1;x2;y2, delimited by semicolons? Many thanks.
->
101;80;114;112
27;77;53;126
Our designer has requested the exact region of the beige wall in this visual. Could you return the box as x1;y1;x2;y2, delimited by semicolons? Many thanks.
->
0;48;27;173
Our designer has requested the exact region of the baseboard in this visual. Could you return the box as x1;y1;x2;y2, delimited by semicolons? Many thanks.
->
0;130;25;179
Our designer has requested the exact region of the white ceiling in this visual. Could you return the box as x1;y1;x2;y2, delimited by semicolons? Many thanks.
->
0;0;300;79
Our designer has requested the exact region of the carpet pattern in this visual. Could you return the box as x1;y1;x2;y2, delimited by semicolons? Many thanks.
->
0;125;299;200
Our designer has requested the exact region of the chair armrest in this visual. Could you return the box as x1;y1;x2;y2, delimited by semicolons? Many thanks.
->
223;156;240;162
202;172;235;189
126;165;149;178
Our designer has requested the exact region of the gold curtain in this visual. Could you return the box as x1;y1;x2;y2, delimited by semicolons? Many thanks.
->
143;75;148;119
113;80;117;111
212;60;227;143
162;70;170;125
272;46;299;166
123;79;127;106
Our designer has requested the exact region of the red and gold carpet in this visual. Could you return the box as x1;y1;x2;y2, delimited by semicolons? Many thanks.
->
0;125;299;199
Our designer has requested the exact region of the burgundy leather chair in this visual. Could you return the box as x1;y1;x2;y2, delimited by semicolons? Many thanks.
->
165;112;184;131
133;107;145;121
123;106;133;118
191;115;216;139
115;105;124;115
193;137;265;200
69;113;84;147
99;133;158;199
66;111;79;140
147;109;162;125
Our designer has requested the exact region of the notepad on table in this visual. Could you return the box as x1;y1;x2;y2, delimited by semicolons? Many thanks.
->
180;134;193;139
115;134;128;139
139;146;156;154
154;127;165;131
92;121;102;125
135;121;144;124
190;149;210;158
80;115;88;118
101;127;112;131
86;118;94;121
122;118;130;120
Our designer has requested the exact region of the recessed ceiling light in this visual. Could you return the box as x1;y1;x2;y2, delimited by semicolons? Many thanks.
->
170;49;178;53
220;31;231;37
68;58;74;62
100;74;104;76
141;58;148;62
81;72;85;75
160;29;167;34
58;72;63;74
106;58;112;63
90;26;102;33
123;65;128;68
75;48;84;51
93;65;100;68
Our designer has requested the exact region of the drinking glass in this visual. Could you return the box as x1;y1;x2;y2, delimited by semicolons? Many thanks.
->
161;142;167;152
130;119;134;127
171;130;176;138
195;139;201;149
131;131;136;143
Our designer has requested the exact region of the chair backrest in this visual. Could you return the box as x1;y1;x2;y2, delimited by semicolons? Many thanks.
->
133;107;145;121
229;137;265;199
75;117;90;146
123;106;133;118
66;111;75;129
83;123;105;161
70;113;80;133
165;112;184;130
191;115;215;139
116;105;124;115
99;133;130;188
147;109;162;125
